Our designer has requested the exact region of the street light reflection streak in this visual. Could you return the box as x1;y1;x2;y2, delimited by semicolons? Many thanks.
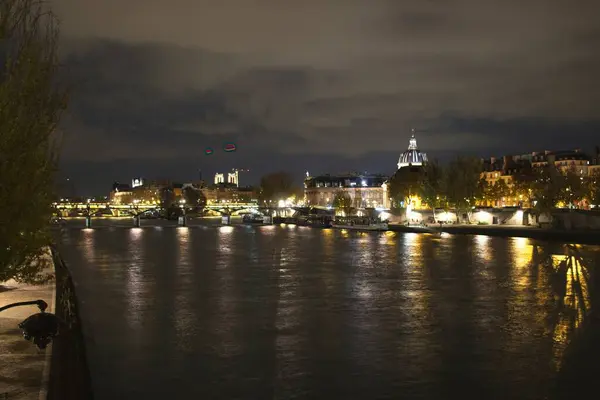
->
126;227;146;334
218;225;234;234
82;227;95;262
274;235;304;393
214;220;240;357
474;235;492;263
174;225;194;351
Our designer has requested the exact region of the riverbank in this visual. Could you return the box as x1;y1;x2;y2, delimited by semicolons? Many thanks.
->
0;262;54;399
389;223;600;245
58;217;600;245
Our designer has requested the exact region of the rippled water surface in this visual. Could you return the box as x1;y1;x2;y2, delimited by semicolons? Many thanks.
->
56;220;598;399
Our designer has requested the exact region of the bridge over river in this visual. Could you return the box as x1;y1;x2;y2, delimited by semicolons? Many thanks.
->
52;201;302;227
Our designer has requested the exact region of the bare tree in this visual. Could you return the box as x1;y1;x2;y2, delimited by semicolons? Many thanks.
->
0;0;67;282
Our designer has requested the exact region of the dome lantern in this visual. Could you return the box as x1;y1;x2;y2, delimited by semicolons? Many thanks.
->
397;130;428;169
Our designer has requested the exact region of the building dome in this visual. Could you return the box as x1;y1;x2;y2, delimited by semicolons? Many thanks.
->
397;133;427;169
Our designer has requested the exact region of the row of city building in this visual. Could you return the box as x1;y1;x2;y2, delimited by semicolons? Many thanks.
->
104;133;600;210
109;169;258;207
304;135;600;210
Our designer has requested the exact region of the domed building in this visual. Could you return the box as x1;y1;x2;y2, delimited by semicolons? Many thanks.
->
382;131;428;210
397;133;428;169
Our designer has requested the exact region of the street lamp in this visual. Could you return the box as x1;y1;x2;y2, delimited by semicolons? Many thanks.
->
0;300;60;349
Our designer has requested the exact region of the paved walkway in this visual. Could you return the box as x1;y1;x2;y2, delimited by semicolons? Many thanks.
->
0;276;54;400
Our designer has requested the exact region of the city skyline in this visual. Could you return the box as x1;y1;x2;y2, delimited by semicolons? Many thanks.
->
60;139;599;198
52;0;600;194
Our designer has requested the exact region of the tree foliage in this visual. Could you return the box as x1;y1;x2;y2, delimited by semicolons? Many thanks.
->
492;179;511;205
588;170;600;206
512;167;536;206
420;159;445;210
445;156;483;220
0;0;66;283
561;168;586;206
388;166;422;208
532;164;563;214
182;186;200;206
160;187;175;208
332;189;353;216
258;171;298;205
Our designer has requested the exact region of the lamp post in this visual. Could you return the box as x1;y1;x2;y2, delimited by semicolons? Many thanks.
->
178;199;187;226
0;300;60;350
132;199;141;227
85;204;92;228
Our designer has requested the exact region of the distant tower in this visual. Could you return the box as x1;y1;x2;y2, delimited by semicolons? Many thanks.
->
227;169;239;187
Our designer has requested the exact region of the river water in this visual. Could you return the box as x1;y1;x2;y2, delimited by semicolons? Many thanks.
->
55;219;598;399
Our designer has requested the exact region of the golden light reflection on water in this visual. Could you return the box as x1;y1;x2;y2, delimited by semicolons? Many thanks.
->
174;227;194;351
126;227;145;330
360;233;377;267
403;233;424;266
218;225;234;234
547;247;592;370
321;228;334;259
510;237;533;288
379;231;396;245
274;229;304;389
82;227;95;261
512;237;530;264
474;235;492;263
214;222;240;357
512;242;596;372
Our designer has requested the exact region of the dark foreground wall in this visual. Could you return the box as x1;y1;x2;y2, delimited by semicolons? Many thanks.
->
47;247;94;400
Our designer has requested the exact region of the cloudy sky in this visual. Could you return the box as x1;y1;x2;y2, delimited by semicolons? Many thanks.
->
51;0;600;195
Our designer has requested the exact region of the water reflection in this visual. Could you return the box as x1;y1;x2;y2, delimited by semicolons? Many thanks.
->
213;222;239;358
174;227;194;351
82;227;95;261
126;228;145;330
274;229;304;396
56;223;599;400
474;234;492;263
527;242;596;371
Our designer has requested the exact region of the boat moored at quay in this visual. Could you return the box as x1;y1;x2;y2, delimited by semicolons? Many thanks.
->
331;216;388;231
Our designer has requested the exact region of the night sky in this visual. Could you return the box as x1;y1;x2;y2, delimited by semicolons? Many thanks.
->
52;0;600;195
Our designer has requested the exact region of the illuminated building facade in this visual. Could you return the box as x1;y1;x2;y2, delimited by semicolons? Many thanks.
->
480;155;533;207
109;182;133;205
202;186;257;205
214;170;239;187
531;149;590;175
304;173;388;208
481;149;593;207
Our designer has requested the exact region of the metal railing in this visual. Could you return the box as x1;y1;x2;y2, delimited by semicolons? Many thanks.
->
47;246;94;400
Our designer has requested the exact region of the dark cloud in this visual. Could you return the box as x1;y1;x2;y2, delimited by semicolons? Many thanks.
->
49;0;600;194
